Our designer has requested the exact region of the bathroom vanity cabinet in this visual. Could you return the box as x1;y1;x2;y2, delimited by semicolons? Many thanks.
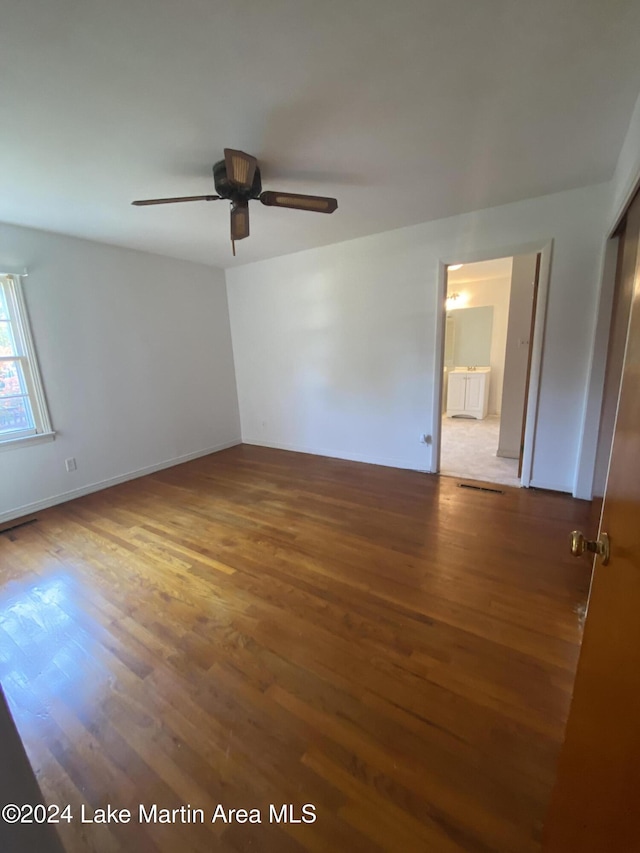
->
446;368;491;420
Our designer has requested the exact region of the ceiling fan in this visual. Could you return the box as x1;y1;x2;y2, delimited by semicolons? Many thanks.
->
132;149;338;256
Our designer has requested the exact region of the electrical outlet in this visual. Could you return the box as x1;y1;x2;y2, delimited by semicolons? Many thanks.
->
65;457;77;472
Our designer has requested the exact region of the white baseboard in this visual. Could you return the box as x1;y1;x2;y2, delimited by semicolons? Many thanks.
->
529;478;573;495
497;447;519;459
0;439;241;524
242;437;425;472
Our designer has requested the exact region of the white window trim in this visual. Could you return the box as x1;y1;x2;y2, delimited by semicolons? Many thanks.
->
0;430;55;453
0;273;55;449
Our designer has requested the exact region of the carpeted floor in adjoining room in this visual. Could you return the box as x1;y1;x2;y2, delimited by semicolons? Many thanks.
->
440;414;520;487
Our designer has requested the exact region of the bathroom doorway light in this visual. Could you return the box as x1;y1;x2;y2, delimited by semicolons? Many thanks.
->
446;291;469;309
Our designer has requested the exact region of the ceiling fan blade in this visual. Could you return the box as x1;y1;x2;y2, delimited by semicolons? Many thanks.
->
230;203;250;241
131;195;221;206
224;148;257;190
259;191;337;213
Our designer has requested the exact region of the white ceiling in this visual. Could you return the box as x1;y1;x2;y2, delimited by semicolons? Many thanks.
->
1;0;639;269
447;257;513;290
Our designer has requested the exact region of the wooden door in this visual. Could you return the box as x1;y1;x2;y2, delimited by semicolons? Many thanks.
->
543;190;640;851
589;220;636;529
0;687;64;852
517;254;540;477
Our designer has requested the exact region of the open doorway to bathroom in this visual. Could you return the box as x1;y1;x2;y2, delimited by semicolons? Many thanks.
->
439;253;540;487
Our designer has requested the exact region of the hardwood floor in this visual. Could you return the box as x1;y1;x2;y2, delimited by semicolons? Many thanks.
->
0;445;590;852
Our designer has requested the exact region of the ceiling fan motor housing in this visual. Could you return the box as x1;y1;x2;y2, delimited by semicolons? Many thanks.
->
213;160;262;203
133;151;337;255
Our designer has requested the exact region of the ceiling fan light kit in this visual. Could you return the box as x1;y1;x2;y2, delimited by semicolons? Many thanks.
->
132;149;338;255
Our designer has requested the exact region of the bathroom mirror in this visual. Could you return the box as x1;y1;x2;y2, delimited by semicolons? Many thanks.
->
444;305;494;368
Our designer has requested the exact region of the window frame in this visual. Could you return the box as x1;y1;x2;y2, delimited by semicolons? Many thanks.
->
0;274;54;450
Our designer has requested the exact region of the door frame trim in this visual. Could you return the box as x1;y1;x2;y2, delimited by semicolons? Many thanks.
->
429;239;553;487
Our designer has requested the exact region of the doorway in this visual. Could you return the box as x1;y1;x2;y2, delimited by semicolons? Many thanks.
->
437;252;540;487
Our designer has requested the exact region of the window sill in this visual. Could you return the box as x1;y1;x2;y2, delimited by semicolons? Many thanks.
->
0;431;56;452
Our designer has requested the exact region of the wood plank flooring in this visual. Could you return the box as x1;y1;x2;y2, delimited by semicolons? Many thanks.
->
0;445;591;852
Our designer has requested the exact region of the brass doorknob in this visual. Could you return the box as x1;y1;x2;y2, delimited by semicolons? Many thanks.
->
570;530;610;565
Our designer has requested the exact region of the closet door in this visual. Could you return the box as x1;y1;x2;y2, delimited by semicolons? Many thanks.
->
543;187;640;851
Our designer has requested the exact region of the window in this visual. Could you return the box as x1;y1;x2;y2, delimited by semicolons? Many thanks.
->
0;274;53;448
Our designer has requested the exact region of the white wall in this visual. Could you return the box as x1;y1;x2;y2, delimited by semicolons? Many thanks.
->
227;182;609;494
0;223;240;522
574;91;640;499
609;91;640;230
